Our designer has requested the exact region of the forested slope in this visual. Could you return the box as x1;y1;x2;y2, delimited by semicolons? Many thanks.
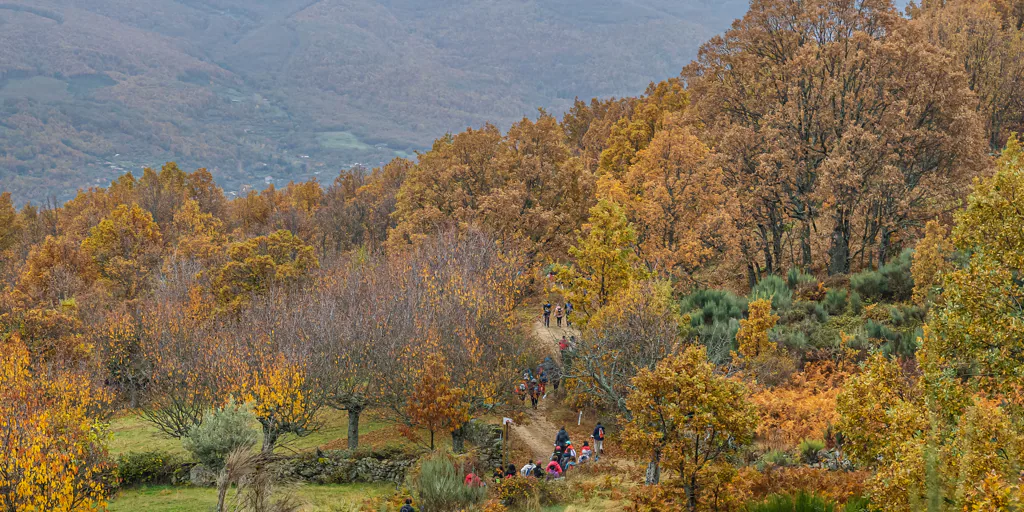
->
0;0;745;203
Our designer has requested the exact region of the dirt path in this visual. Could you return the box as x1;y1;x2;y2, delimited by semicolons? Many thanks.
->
508;318;582;462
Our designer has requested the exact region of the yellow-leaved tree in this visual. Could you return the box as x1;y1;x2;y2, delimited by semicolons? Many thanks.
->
621;345;757;511
0;335;112;511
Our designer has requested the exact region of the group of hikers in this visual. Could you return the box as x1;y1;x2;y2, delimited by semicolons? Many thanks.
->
542;300;572;328
516;357;560;409
468;422;608;489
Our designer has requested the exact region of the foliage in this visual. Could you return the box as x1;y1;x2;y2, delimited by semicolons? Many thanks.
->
181;401;258;472
0;335;113;511
115;451;181;487
750;276;792;311
848;250;914;303
621;345;758;510
556;199;648;322
743;492;838;512
821;289;848;317
405;351;469;450
797;440;825;465
752;361;846;448
564;280;683;414
910;221;952;304
412;452;486;512
212;230;319;311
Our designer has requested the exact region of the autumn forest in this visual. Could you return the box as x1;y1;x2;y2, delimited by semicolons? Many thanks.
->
4;0;1024;510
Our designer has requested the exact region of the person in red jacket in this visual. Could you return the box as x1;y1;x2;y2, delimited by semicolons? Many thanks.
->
545;456;563;479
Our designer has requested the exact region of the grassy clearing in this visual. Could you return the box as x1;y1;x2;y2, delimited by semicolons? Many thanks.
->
108;408;398;459
316;131;375;152
108;483;393;512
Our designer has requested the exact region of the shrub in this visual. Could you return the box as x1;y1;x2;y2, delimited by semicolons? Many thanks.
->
116;451;181;487
848;292;863;315
758;450;796;470
751;275;793;311
787;268;817;289
413;452;486;512
744;492;837;512
681;289;747;326
494;475;540;510
822;289;848;316
182;400;259;471
798;439;826;465
849;250;914;302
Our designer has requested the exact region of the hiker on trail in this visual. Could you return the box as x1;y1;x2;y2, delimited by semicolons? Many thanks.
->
532;464;544;478
558;336;568;351
520;460;537;477
529;380;540;409
592;422;605;459
464;472;483;487
579;441;592;462
400;498;416;512
555;426;570;448
565;301;573;327
538;369;548;397
563;455;578;473
516;381;527;402
492;467;504;483
555;305;564;327
505;463;517;478
543;302;552;327
546;457;563;479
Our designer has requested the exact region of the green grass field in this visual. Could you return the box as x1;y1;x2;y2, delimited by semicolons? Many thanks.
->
107;409;395;458
109;483;394;512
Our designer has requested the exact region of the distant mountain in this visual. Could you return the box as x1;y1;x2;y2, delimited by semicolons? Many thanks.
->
0;0;749;203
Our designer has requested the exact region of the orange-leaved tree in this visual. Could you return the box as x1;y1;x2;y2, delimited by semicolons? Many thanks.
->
406;352;470;451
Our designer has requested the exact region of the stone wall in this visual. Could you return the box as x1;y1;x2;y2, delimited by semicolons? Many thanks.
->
272;450;417;485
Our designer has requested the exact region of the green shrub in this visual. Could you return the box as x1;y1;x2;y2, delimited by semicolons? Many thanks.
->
843;496;870;512
787;268;817;289
757;449;795;470
850;249;914;302
848;292;863;315
889;304;926;327
822;289;848;316
744;492;838;512
681;289;747;326
182;400;258;471
751;275;793;311
413;452;486;512
798;439;826;464
116;451;181;487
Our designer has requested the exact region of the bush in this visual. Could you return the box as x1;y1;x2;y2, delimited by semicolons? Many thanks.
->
848;292;863;315
744;492;837;512
413;452;486;512
494;476;540;510
758;450;796;470
681;289;747;326
787;268;817;289
798;439;826;465
182;400;258;471
849;250;914;303
822;289;848;316
751;275;793;311
116;451;181;487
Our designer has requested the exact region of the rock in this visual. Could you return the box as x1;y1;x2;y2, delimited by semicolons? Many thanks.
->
189;464;218;487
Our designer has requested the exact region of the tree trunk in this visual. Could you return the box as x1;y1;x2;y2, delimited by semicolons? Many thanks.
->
429;430;435;451
644;450;661;485
451;425;466;454
261;425;277;454
347;408;361;451
686;474;699;512
828;211;851;275
877;229;892;268
801;220;813;269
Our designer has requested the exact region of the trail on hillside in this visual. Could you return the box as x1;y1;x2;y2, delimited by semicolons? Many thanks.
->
507;317;580;462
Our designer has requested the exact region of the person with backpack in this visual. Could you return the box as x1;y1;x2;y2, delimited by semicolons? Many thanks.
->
400;498;416;512
558;336;568;351
542;302;552;327
555;426;570;448
520;459;537;477
591;422;605;459
579;441;593;462
545;456;563;479
555;305;564;327
564;301;573;327
538;369;548;397
529;381;540;409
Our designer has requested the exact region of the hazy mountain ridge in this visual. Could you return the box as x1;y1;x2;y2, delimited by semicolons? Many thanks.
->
0;0;749;203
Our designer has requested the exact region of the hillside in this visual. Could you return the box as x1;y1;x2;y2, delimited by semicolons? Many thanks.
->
0;0;747;203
